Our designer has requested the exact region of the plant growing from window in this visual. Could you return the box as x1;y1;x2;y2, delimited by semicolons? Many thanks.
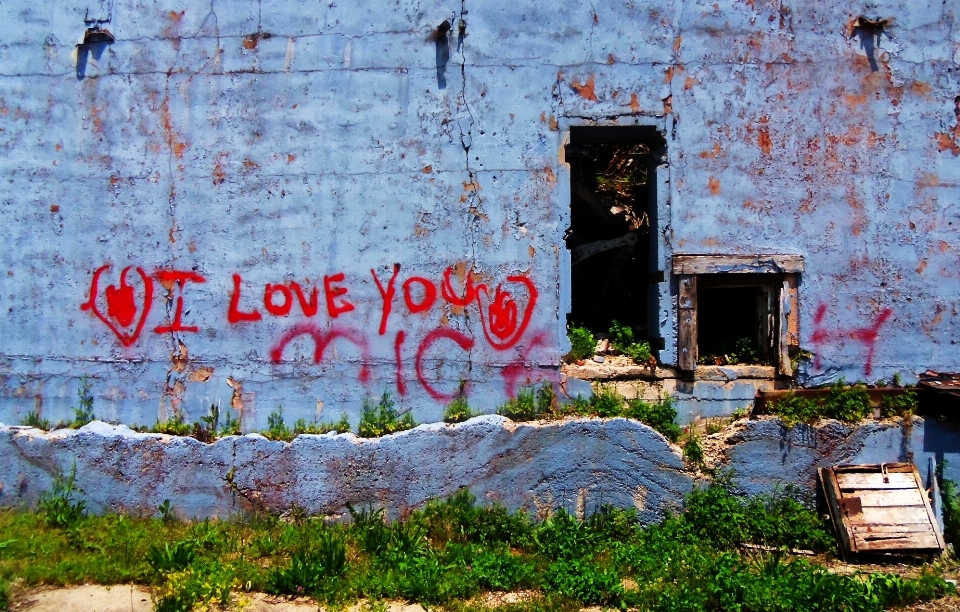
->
608;320;654;366
566;325;596;362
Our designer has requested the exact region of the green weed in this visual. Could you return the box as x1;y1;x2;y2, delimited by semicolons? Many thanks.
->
941;475;960;545
151;413;192;437
444;397;477;424
770;381;873;426
497;387;542;421
37;464;86;529
294;414;352;435
357;392;416;438
608;320;654;365
264;406;293;441
880;388;919;418
624;395;682;442
566;325;595;362
71;378;95;428
682;431;705;467
19;409;51;430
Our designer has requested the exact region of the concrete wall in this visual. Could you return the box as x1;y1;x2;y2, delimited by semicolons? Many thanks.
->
3;416;958;520
1;0;959;429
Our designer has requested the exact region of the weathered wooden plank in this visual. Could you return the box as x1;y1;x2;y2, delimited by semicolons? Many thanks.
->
855;533;942;551
672;254;805;275
845;506;933;526
910;464;947;550
778;278;792;377
836;473;917;489
678;276;697;371
819;468;856;555
852;524;935;534
785;274;799;347
833;463;914;474
848;489;927;507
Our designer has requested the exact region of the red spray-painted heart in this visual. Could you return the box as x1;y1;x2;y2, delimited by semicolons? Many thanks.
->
81;265;154;347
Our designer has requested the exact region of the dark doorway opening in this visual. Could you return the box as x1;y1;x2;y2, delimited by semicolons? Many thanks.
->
565;126;663;339
696;278;778;366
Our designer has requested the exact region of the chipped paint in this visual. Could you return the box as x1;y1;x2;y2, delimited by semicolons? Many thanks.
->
0;0;958;434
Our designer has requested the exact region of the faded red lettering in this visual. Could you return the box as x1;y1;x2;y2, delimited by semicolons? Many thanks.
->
394;330;407;396
416;327;475;401
501;331;550;398
153;270;206;334
371;264;401;335
264;283;293;316
403;276;437;314
290;281;319;317
477;275;539;350
324;273;355;318
441;266;475;307
810;302;893;377
228;274;262;323
270;323;370;383
81;265;154;347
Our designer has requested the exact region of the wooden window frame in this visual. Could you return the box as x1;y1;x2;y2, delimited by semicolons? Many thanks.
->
672;254;802;375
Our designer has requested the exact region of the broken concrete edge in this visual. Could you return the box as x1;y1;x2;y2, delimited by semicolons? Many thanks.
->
2;415;954;527
0;416;697;523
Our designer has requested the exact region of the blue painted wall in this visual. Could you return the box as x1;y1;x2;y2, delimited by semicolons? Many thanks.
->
1;0;958;429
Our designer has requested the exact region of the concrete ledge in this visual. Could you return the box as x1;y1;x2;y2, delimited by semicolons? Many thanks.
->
4;416;958;523
0;417;695;522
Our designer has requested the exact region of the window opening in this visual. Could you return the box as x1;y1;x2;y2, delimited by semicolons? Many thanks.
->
696;279;778;366
673;254;803;376
564;126;664;342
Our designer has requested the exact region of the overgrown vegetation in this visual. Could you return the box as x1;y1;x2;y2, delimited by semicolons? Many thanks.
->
941;471;960;546
880;387;919;418
608;320;654;365
357;392;416;438
0;477;954;612
768;381;874;427
699;336;761;366
497;384;683;444
565;325;595;362
71;378;96;428
444;396;478;424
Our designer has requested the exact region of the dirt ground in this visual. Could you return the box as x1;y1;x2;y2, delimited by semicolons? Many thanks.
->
5;582;959;612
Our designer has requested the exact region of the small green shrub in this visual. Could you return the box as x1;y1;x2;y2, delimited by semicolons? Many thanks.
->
624;396;682;442
357;392;416;438
497;387;541;421
544;558;622;605
147;540;197;574
219;408;241;437
267;529;347;597
682;431;705;467
348;504;391;557
152;413;193;437
37;463;86;529
264;406;293;441
822;382;871;422
71;378;95;428
153;559;235;612
0;579;9;611
880;388;919;418
471;548;534;591
608;320;653;365
566;326;595;362
20;409;51;430
444;397;477;424
941;475;960;545
293;414;352;435
590;385;624;418
771;382;874;426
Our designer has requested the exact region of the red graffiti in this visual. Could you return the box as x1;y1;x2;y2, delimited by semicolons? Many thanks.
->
81;265;154;347
501;331;551;398
290;282;319;317
403;277;437;313
441;266;475;307
228;273;262;323
394;330;407;396
269;323;371;383
811;303;893;377
324;273;355;318
415;327;475;401
264;283;293;316
371;264;401;335
154;270;206;334
476;275;538;350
